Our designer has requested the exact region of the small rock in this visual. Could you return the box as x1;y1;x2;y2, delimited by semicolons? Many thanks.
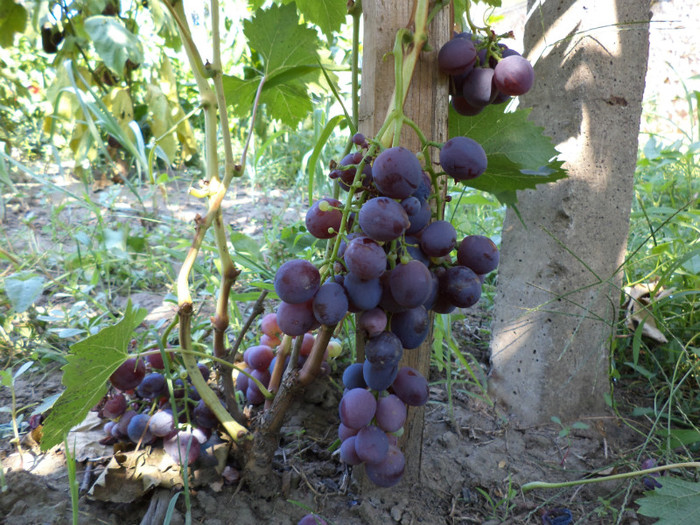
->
439;431;459;449
390;504;403;521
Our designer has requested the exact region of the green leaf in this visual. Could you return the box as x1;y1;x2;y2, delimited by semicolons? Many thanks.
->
40;301;147;451
637;477;700;524
0;0;27;48
4;272;45;313
295;0;347;41
448;104;567;204
84;16;143;75
262;81;313;127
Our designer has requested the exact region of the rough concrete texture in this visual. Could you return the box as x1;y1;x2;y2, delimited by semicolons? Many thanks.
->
488;0;652;424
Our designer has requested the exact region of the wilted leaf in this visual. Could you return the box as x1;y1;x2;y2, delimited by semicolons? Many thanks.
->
84;16;143;75
65;412;113;462
637;477;700;524
4;272;45;313
102;88;135;145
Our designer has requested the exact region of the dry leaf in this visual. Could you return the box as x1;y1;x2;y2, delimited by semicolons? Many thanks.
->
623;283;669;344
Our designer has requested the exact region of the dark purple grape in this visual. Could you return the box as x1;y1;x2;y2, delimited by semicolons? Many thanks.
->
102;394;127;419
419;220;457;257
438;37;477;76
354;424;389;465
110;358;146;391
405;198;431;235
392;367;429;406
358;197;410;242
246;384;265;405
334;152;373;191
378;273;409;314
343;236;387;280
235;368;250;393
136;372;167;399
342;362;367;390
400;236;430;267
339;435;363;465
127;413;154;444
352;132;367;146
343;273;382;311
306;197;343;239
274;259;320;304
363;359;399;392
198;363;210;381
493;55;534;96
339;388;377;429
462;67;495;108
298;514;328;525
193;399;218;429
390;306;429;349
338;422;359;441
451;95;484;116
401;196;421;216
116;410;136;438
251;368;271;388
312;281;348;325
243;345;275;371
365;331;403;369
441;265;482;308
375;394;407;433
389;260;433;308
146;351;172;370
440;136;487;181
457;235;500;274
412;172;432;201
276;299;317;336
365;445;405;487
164;431;201;465
358;307;388;338
372;147;422;199
149;410;175;438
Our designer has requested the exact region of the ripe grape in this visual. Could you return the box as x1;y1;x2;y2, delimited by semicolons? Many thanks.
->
312;282;348;325
440;136;487;181
299;332;316;357
451;95;483;117
438;37;477;76
457;235;500;274
110;358;146;391
462;67;495;108
339;435;363;465
389;260;433;308
363;359;399;392
149;410;175;438
441;265;482;308
372;147;422;199
127;413;154;444
274;259;320;304
343;273;382;311
358;197;410;242
116;409;136;437
390;306;429;349
276;300;317;336
339;388;377;429
343;236;387;280
365;331;403;369
419;220;457;257
235;368;250;394
333;152;373;191
405;198;431;235
365;445;405;487
392;367;429;406
342;362;367;390
102;394;127;420
164;431;201;465
193;399;218;429
305;197;343;239
354;424;389;465
260;312;281;337
358;307;387;338
136;372;167;399
298;514;328;525
338;422;359;441
260;333;280;348
493;55;534;96
400;196;421;216
243;345;275;371
375;394;407;433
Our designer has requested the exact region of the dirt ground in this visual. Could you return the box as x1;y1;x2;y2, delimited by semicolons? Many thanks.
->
1;1;697;524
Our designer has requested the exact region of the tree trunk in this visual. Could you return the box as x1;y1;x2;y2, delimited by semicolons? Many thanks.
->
488;0;651;424
358;0;450;482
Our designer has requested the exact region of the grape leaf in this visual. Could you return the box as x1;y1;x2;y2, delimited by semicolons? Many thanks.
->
636;477;700;524
448;104;566;204
40;301;147;451
84;16;143;75
3;272;45;313
295;0;347;41
0;0;27;48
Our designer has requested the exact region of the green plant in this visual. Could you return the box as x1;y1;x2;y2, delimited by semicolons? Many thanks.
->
0;361;34;459
475;476;517;522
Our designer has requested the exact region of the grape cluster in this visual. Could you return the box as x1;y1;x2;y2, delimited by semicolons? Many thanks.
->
439;32;535;116
97;353;217;466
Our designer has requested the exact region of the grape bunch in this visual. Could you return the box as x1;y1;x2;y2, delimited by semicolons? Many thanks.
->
438;31;535;116
96;352;219;467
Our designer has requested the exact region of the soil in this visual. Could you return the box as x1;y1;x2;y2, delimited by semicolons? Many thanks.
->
1;1;696;524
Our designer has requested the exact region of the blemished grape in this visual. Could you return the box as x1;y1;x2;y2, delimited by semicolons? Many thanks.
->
358;197;410;242
312;281;348;325
102;393;127;419
390;306;429;349
339;435;363;465
164;431;201;465
389;260;433;308
136;372;167;399
354;424;389;465
365;445;405;487
260;312;281;338
343;273;382;311
363;359;399;392
127;413;154;444
419;220;457;257
342;362;367;390
392;367;429;406
274;259;320;304
298;514;328;525
438;37;477;76
358;307;388;338
305;197;343;239
343;236;387;280
372;147;423;199
462;67;495;108
276;299;317;336
493;55;534;96
193;399;218;429
400;196;421;216
243;345;275;371
149;410;175;438
365;331;403;369
339;388;377;429
440;136;487;181
110;358;146;391
375;394;407;433
451;95;483;117
457;235;500;274
441;265;482;308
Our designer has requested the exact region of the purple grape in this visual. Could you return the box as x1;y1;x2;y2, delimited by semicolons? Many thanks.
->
457;235;499;274
306;197;343;239
438;37;477;76
352;132;366;146
375;394;407;433
102;393;127;419
419;220;457;257
462;67;495;108
493;55;534;96
342;362;367;390
343;236;387;280
127;413;154;444
372;147;423;199
338;422;359;441
243;345;275;371
343;273;382;311
440;136;487;181
441;265;482;308
149;410;175;438
358;308;388;338
339;436;363;465
274;259;320;304
198;363;210;381
312;281;349;325
389;260;433;308
365;331;403;369
276;299;317;336
392;367;429;406
451;95;484;116
358;197;410;242
405;199;431;235
193;399;218;429
136;372;167;399
400;196;421;216
363;359;399;392
164;431;201;465
354;425;389;465
390;306;429;349
235;368;250;393
339;388;377;429
365;445;405;487
110;358;146;391
298;515;328;525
